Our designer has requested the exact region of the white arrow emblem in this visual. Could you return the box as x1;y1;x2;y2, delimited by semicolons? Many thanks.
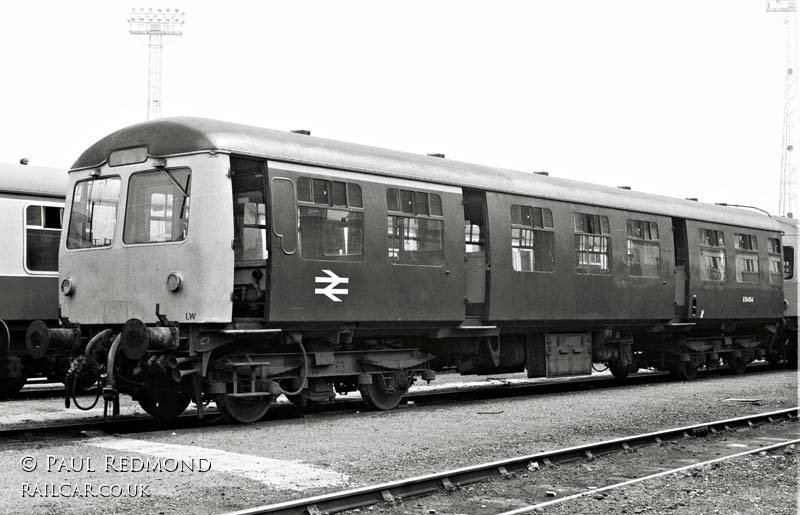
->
314;269;349;302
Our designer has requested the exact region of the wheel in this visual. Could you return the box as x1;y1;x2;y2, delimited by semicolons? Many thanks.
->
787;334;798;369
214;394;272;424
0;359;27;397
358;373;407;411
766;333;798;368
671;360;698;381
0;376;26;397
726;356;747;375
609;362;637;380
137;389;191;423
609;364;629;380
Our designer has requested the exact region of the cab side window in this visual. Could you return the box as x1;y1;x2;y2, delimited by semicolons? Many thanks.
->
26;205;62;272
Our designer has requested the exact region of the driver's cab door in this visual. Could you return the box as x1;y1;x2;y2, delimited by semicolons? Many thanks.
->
230;156;270;318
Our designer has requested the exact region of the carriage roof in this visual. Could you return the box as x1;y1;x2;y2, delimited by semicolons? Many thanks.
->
0;162;65;199
73;117;781;232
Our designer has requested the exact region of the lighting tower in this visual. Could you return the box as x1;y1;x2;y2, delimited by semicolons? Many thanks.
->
128;8;185;120
768;0;798;217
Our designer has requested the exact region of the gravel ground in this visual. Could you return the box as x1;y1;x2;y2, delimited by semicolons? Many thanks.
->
0;369;795;515
360;416;799;514
540;451;798;515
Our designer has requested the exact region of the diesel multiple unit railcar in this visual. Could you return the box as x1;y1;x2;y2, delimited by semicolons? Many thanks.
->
31;117;796;423
0;162;66;395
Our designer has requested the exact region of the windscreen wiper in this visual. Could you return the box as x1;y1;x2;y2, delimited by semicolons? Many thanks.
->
160;169;190;198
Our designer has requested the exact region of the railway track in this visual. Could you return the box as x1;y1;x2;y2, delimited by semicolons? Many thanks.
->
14;384;72;400
6;360;780;402
0;363;782;443
221;407;798;515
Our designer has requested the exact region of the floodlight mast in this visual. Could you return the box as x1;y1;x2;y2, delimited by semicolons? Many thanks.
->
767;0;798;217
128;8;185;120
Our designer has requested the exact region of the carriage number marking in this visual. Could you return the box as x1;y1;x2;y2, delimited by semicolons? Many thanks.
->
742;296;754;303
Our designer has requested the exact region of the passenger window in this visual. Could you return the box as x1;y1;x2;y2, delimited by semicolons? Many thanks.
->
698;228;726;282
735;233;758;251
332;181;347;207
511;205;555;272
429;194;443;216
785;246;795;281
626;219;660;278
465;223;483;254
733;233;759;283
347;183;363;208
25;205;62;272
573;213;610;274
386;188;444;266
297;177;312;203
399;190;414;214
768;238;782;285
313;179;330;205
298;177;364;262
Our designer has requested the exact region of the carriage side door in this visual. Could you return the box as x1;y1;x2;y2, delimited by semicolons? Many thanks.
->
672;217;689;319
463;189;489;321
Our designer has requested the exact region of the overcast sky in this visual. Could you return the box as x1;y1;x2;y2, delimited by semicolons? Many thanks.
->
0;1;793;215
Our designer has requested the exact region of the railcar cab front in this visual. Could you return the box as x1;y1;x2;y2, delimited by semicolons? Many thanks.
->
59;149;233;327
56;146;240;421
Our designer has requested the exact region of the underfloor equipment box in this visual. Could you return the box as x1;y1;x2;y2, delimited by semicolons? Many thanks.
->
546;333;592;377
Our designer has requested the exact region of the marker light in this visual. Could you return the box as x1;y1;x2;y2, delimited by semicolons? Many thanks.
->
60;277;75;296
166;272;183;292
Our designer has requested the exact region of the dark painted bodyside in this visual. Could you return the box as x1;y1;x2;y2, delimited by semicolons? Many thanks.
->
0;276;59;321
267;163;465;324
685;220;784;321
486;192;674;323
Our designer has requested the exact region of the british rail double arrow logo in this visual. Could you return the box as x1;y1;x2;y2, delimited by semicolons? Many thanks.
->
314;270;349;302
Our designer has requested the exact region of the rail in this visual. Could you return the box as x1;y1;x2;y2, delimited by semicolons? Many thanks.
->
223;407;798;515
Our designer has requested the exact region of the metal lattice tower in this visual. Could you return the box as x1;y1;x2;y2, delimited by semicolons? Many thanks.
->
128;8;185;120
768;0;798;217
